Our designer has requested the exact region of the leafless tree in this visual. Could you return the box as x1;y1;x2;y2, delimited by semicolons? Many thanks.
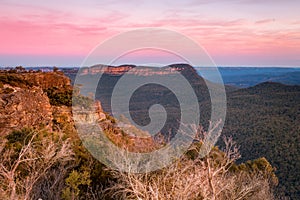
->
0;130;74;200
100;126;275;200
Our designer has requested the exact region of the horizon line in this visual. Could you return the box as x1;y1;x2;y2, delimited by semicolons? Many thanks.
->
1;64;300;69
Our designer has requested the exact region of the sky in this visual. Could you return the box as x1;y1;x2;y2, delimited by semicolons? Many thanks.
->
0;0;300;67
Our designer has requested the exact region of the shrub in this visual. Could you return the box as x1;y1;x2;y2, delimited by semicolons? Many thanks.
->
44;86;73;106
101;131;277;200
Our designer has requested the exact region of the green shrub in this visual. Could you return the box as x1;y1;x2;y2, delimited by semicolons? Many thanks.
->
62;170;91;200
44;86;72;106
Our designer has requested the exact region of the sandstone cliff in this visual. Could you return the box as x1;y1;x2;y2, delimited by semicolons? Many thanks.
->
0;85;53;136
0;71;72;136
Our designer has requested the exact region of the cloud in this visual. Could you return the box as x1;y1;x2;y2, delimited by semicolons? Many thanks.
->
119;17;247;29
0;16;117;55
255;19;275;24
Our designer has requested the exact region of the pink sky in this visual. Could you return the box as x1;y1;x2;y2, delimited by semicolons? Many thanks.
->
0;0;300;67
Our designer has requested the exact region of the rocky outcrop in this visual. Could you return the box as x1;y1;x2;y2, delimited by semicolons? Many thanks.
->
72;100;106;124
0;85;53;136
23;72;72;89
77;63;197;77
0;71;71;90
79;65;135;76
0;71;72;136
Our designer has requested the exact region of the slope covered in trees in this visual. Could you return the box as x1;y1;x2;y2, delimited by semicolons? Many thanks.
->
222;82;300;198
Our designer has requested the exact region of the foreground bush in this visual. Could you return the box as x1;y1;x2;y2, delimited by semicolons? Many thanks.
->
102;137;277;200
0;129;74;200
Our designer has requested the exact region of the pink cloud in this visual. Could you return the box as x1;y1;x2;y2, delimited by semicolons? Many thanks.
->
0;11;125;55
120;18;246;29
255;19;275;24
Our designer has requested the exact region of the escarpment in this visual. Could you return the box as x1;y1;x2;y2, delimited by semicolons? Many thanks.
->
0;70;72;136
0;85;53;136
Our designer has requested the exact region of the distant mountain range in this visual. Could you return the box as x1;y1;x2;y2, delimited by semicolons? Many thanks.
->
2;66;297;88
195;67;300;87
